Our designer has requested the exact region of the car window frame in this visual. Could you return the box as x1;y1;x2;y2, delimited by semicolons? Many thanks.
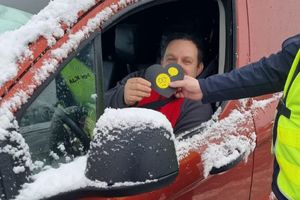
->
98;0;236;139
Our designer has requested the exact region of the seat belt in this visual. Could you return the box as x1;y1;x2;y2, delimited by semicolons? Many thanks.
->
139;96;176;110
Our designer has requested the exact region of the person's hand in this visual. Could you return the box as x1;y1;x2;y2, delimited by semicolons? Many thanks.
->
124;77;151;106
169;75;203;100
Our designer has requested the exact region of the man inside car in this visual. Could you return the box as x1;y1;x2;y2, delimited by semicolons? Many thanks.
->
105;32;213;134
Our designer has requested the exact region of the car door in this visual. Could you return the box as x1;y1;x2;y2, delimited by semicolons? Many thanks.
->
82;0;255;199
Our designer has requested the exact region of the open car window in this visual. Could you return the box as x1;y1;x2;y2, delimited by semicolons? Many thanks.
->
101;0;224;135
102;0;221;92
18;41;96;171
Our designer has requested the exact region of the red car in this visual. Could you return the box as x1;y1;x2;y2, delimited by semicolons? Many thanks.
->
0;0;299;199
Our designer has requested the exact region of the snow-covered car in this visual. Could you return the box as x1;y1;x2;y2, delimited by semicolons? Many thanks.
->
0;0;299;200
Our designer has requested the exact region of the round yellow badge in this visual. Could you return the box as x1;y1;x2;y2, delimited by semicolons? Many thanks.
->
156;73;170;89
168;67;179;77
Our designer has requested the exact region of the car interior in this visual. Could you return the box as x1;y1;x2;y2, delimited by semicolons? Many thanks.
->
100;0;230;140
101;0;221;92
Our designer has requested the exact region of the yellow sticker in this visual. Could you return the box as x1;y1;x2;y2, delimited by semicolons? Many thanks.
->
168;67;179;77
156;73;170;89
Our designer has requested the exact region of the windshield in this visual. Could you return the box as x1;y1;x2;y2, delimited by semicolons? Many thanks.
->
0;0;50;33
0;5;32;33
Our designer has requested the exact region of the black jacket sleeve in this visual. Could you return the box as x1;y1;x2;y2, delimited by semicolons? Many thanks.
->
174;100;213;134
200;34;300;103
104;71;144;108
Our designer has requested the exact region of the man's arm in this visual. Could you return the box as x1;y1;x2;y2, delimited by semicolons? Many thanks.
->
105;70;151;108
200;34;300;103
170;34;300;103
105;71;140;108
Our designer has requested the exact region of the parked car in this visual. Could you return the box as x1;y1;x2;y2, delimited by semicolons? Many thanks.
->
0;0;299;199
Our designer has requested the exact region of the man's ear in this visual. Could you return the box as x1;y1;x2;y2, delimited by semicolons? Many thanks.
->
196;62;204;76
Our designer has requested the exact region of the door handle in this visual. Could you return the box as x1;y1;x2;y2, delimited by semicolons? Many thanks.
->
209;150;245;175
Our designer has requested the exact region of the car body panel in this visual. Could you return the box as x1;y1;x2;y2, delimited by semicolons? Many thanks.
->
235;0;250;68
247;0;300;62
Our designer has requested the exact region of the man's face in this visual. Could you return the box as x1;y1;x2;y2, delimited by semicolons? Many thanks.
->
161;39;203;78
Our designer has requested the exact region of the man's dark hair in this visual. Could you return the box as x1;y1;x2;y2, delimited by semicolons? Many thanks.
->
160;32;205;63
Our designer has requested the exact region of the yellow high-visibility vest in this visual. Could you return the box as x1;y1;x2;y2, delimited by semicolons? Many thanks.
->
276;49;300;200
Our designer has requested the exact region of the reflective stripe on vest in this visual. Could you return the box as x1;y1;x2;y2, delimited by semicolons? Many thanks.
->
276;49;300;199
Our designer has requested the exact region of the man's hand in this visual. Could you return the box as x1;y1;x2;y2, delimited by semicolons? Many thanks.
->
124;77;152;106
169;75;203;100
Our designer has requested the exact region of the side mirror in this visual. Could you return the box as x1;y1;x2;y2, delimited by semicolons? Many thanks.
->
48;108;178;199
85;107;179;196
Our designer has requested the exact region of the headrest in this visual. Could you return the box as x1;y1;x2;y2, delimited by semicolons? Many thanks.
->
115;24;138;64
114;24;159;66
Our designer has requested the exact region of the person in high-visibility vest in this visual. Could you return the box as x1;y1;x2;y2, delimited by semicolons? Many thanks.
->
169;33;300;200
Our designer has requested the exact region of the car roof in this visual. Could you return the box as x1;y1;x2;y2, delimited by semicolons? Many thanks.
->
0;0;50;14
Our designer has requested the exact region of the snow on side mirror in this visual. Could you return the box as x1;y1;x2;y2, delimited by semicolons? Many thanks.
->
44;108;178;199
84;108;179;197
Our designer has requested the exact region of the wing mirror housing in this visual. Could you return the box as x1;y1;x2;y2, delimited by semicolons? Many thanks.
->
85;108;178;196
49;108;178;199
